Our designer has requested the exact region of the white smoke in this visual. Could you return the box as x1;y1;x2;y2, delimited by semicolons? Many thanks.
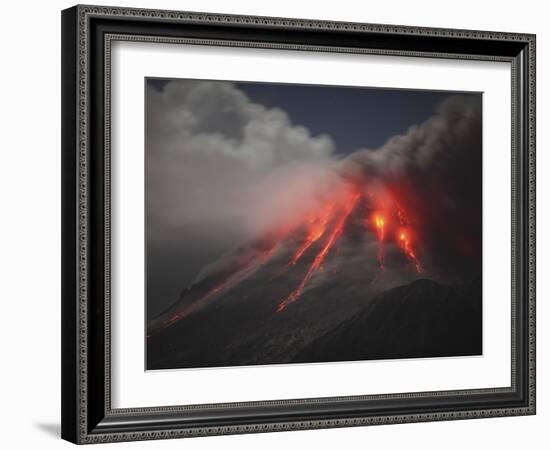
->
147;80;347;246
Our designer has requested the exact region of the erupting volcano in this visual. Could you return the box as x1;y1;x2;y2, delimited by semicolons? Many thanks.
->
151;180;427;332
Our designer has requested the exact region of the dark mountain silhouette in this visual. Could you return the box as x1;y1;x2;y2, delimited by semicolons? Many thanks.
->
293;278;482;363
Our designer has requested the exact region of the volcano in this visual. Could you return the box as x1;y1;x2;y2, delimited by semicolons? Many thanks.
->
146;184;481;370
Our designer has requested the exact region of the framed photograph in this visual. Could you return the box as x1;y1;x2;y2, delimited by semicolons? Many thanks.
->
61;5;536;444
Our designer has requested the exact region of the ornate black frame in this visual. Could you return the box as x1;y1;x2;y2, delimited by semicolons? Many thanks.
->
61;4;536;444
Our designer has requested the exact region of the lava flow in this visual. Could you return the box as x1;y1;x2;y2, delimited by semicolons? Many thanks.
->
163;281;229;328
164;243;280;328
372;212;386;269
288;202;335;266
397;228;422;273
161;182;426;323
367;194;423;273
277;192;360;312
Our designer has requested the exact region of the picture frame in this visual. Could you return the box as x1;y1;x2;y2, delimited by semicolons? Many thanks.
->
61;4;536;444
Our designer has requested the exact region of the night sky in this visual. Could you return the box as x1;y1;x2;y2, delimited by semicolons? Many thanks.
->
239;82;452;153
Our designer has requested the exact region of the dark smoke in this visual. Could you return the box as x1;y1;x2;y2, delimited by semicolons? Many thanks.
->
342;95;482;280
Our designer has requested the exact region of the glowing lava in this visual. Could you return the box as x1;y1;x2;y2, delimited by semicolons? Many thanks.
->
374;214;385;241
288;203;335;266
277;192;360;312
397;229;422;273
164;282;228;328
164;243;280;328
162;183;426;324
372;212;386;268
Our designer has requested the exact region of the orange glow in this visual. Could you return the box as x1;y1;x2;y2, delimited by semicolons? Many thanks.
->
164;183;428;323
396;208;408;226
396;229;422;273
163;281;226;328
373;214;385;241
278;191;360;311
164;243;280;328
372;212;386;269
289;203;335;266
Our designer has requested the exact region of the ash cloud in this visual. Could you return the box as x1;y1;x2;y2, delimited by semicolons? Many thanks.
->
342;95;482;279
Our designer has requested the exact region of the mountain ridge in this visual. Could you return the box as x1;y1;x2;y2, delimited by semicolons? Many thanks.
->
293;277;482;363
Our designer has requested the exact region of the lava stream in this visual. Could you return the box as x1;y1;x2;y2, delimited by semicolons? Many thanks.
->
164;244;280;328
373;213;386;269
164;279;233;328
397;229;422;273
277;193;360;312
288;203;335;266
